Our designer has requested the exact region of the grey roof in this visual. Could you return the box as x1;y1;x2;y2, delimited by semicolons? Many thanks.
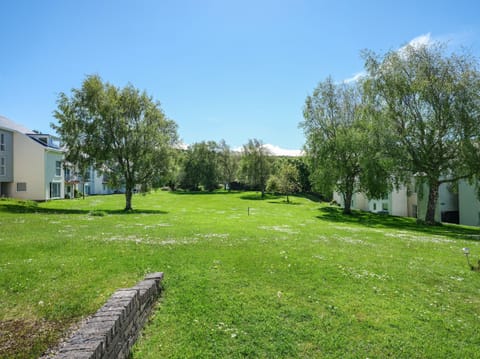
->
0;115;63;151
0;115;32;134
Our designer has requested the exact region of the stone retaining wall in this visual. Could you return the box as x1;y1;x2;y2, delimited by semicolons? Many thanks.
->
54;272;164;359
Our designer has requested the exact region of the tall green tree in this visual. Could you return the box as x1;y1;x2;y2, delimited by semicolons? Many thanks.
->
290;157;311;192
364;42;480;224
240;139;272;198
301;77;389;214
277;160;300;203
179;141;219;191
53;75;178;211
217;139;238;190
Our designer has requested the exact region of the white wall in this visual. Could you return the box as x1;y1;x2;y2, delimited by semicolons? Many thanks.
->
438;182;458;212
0;129;13;183
44;150;64;199
368;199;389;213
390;186;408;217
458;180;480;227
332;191;343;206
13;132;45;200
92;170;112;195
353;192;369;211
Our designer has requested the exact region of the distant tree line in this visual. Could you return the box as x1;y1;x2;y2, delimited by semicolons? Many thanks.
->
166;138;312;201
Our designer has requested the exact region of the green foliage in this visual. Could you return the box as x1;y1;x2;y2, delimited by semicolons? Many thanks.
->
1;193;480;358
301;77;389;214
179;141;220;191
290;157;311;192
363;42;480;223
217;139;239;190
276;160;300;202
266;174;280;193
240;139;272;197
53;74;178;210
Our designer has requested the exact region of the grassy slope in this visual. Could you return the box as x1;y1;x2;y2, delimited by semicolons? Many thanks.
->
0;192;479;358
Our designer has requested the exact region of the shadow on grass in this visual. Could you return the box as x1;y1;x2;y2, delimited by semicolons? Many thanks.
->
297;192;324;203
169;190;239;195
317;206;480;240
240;193;282;201
0;202;168;215
267;200;302;205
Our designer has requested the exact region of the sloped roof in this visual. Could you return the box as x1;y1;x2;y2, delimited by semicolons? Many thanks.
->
0;115;32;134
0;115;63;151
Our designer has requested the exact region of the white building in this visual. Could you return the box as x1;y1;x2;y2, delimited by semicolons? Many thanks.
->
0;115;64;201
64;163;116;198
458;180;480;227
333;180;471;225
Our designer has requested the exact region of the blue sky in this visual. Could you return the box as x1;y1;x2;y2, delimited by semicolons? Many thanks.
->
1;0;478;153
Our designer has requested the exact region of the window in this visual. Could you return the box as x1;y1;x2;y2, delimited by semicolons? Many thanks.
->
373;203;377;211
382;202;388;211
50;182;61;198
0;157;5;176
55;161;62;176
64;167;71;181
17;182;27;192
0;133;4;151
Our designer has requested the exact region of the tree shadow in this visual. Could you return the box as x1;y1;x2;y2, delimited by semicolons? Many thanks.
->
239;193;282;201
317;206;480;241
267;200;302;205
0;202;168;215
169;190;239;195
297;192;325;203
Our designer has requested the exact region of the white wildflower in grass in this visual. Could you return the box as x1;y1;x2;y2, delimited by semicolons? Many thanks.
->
258;225;298;234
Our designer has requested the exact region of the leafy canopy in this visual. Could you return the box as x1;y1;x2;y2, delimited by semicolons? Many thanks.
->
53;75;178;210
240;139;272;197
301;77;389;214
363;41;480;223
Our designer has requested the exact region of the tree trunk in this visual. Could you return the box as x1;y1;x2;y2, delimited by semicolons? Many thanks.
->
424;180;440;225
343;191;353;215
125;189;133;211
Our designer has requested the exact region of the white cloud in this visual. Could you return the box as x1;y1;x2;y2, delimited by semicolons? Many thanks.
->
197;143;303;157
343;71;366;84
174;141;189;150
342;34;433;84
406;33;433;49
233;144;302;156
342;32;468;84
262;144;303;157
397;33;437;59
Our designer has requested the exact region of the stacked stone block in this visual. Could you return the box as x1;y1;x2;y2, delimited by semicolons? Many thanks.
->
54;272;163;359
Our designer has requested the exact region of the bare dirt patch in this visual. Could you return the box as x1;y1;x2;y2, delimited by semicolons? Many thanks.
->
0;318;65;358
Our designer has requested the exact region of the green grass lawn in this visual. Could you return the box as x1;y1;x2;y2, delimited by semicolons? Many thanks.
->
1;191;479;358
